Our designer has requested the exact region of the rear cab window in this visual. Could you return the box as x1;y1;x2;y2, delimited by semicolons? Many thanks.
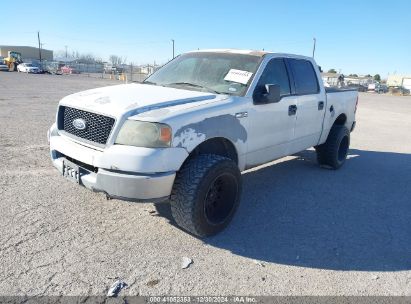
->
287;58;320;95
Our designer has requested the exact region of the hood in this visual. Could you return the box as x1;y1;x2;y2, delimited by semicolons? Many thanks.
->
59;83;223;118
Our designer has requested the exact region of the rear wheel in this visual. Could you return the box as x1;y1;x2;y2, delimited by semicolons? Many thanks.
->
170;154;242;237
315;125;350;169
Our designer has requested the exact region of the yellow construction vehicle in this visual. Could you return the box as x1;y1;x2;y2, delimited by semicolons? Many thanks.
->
3;51;23;71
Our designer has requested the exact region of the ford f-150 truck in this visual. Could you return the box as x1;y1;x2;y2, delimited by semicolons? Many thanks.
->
48;49;358;237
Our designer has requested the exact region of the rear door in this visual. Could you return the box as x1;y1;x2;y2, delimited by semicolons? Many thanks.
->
286;58;325;152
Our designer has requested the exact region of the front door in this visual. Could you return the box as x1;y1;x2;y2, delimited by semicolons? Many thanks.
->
246;58;298;168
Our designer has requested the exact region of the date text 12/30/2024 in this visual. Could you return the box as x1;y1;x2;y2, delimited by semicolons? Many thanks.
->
148;296;258;303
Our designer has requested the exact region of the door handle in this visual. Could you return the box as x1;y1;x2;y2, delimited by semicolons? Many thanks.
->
234;111;248;118
288;105;297;116
318;101;324;110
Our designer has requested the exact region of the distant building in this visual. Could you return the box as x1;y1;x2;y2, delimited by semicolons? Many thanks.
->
322;73;374;87
387;75;411;90
0;45;53;61
138;65;154;75
321;73;341;86
344;75;373;86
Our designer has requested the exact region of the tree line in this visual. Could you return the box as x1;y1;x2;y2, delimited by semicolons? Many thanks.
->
55;49;127;66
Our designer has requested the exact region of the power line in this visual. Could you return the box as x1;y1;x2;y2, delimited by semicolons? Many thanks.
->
42;32;170;47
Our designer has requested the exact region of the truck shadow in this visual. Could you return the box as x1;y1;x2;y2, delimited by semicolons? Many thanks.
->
156;149;411;271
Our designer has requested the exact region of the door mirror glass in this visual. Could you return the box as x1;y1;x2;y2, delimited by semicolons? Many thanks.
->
255;84;281;104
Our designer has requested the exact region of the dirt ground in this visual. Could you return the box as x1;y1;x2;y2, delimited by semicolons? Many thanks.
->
0;72;410;296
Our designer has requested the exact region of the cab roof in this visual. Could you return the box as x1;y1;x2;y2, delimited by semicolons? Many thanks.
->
188;49;269;57
188;49;314;62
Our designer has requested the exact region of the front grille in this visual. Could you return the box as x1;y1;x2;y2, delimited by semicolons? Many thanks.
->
59;106;115;146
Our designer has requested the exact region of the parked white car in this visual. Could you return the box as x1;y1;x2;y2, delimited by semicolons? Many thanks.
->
49;49;358;237
17;63;40;73
368;83;376;91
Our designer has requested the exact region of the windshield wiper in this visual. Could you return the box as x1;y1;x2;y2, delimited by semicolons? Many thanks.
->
142;80;158;85
165;82;222;94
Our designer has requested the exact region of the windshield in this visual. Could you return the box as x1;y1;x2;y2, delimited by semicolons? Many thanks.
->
144;52;262;96
25;64;33;67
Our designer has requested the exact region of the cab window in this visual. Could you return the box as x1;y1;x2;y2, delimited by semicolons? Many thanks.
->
253;58;291;98
288;59;319;95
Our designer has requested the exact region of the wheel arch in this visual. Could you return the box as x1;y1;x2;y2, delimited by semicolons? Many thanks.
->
179;136;239;170
333;113;347;126
318;112;349;145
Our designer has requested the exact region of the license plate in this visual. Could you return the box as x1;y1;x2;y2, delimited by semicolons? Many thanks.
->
62;159;80;184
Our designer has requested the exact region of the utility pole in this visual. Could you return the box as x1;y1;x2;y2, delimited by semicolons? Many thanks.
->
312;37;316;58
65;45;68;58
171;39;175;59
130;62;133;82
37;31;42;62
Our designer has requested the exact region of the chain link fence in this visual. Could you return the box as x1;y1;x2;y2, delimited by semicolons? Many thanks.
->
31;60;154;83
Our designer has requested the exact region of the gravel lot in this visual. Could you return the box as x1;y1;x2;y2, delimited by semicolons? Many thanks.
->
0;72;410;296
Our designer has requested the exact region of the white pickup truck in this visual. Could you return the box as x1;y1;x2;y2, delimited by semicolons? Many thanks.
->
48;49;358;237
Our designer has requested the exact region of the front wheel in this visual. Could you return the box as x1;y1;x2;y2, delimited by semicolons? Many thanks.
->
315;125;350;169
170;154;242;237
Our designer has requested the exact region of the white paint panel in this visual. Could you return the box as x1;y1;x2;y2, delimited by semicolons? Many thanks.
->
403;78;411;90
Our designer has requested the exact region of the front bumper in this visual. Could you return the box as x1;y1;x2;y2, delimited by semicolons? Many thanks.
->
51;154;175;202
49;124;188;202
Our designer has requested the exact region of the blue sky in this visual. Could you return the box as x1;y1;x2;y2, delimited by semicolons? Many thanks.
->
1;0;410;77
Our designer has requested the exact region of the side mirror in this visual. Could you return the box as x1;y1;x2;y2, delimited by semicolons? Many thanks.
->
254;84;281;104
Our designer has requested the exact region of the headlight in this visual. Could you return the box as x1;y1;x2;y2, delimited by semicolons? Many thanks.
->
115;120;172;148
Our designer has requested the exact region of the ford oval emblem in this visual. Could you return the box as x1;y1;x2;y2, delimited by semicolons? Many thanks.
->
73;118;86;130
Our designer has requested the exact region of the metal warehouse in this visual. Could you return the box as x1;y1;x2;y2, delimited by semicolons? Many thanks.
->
0;45;53;61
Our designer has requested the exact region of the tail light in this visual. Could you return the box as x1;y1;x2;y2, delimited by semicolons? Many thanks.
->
354;96;359;113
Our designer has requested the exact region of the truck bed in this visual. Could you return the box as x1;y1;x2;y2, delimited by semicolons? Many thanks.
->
317;87;358;144
325;87;358;93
